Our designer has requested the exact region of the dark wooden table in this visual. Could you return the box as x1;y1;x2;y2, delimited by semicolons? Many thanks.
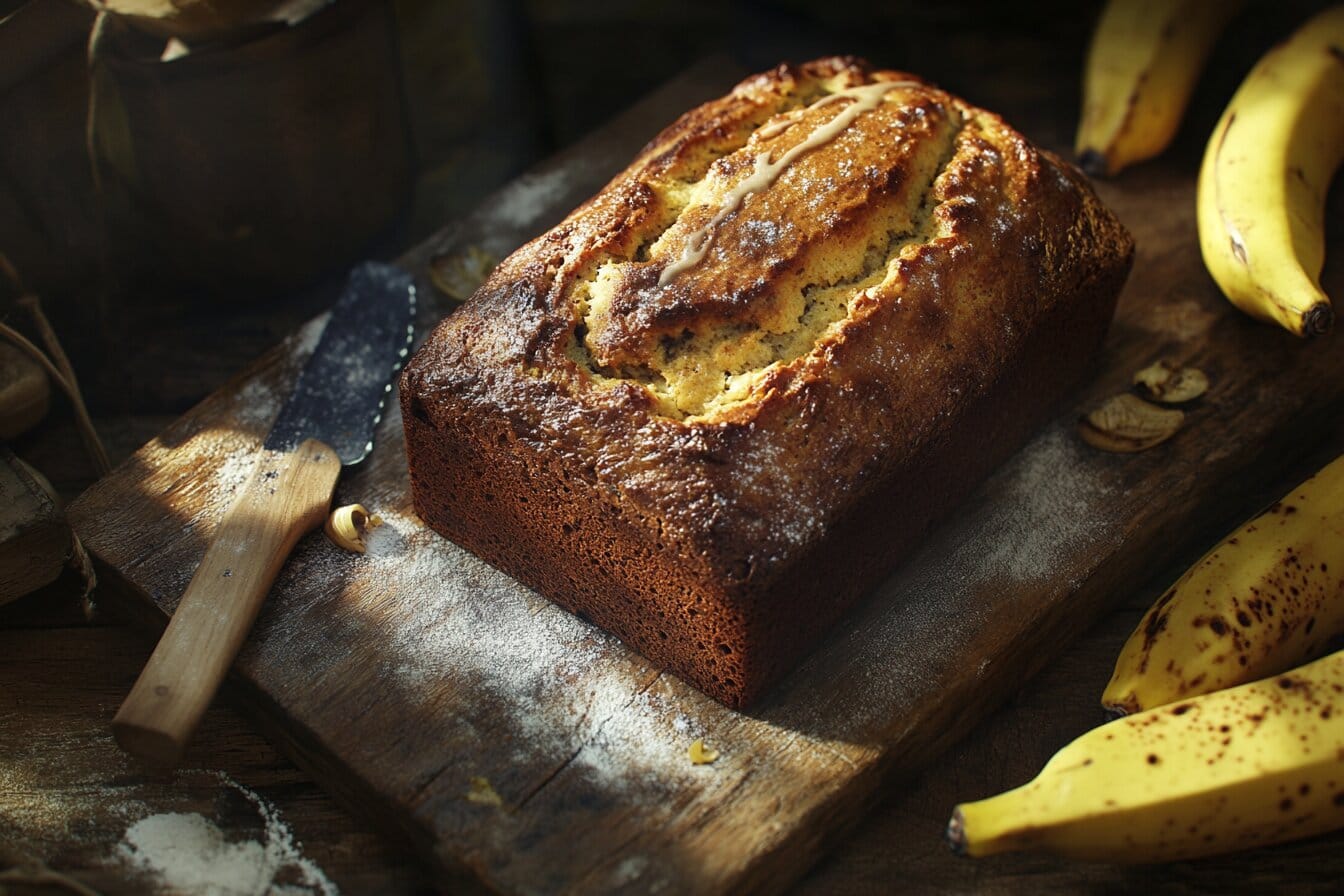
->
5;2;1344;893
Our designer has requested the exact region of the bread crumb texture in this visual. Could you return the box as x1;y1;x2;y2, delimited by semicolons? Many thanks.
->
560;62;973;421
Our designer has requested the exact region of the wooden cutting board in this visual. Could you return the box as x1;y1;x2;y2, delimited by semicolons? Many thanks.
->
68;60;1344;894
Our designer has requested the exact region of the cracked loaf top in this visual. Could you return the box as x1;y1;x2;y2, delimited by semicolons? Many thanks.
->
405;57;1133;571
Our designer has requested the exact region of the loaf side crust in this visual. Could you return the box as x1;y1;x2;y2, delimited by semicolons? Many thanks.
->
402;57;1134;708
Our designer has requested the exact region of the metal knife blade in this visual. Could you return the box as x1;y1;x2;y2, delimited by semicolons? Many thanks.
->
112;261;416;766
265;261;416;463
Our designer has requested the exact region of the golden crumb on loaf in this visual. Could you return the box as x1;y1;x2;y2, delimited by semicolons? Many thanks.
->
402;56;1134;708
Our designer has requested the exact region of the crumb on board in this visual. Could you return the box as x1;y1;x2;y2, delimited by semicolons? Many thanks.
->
466;776;503;807
688;738;719;765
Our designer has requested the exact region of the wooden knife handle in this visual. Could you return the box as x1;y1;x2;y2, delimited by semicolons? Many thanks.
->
112;438;342;765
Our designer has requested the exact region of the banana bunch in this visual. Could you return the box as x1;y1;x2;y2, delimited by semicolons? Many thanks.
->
1197;6;1344;337
1076;0;1242;177
1105;453;1344;714
949;453;1344;862
949;649;1344;862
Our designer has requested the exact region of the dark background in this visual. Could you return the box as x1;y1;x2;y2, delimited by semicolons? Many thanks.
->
3;0;1334;455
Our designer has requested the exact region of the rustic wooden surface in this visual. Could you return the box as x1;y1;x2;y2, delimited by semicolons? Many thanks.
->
7;3;1344;894
111;438;343;766
59;41;1344;896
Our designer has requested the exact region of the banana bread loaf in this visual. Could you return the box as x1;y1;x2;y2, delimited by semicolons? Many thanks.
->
401;57;1133;708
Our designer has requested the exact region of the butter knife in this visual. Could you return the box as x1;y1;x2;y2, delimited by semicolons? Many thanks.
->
112;261;415;765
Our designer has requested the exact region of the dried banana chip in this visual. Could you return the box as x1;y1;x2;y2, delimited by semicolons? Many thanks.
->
1079;394;1184;453
1133;360;1209;404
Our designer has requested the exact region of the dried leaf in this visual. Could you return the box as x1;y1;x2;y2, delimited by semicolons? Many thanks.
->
1079;394;1184;453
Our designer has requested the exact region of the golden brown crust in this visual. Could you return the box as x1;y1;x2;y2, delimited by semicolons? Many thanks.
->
402;57;1134;708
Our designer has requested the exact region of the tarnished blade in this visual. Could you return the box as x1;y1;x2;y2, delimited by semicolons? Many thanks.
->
265;262;416;464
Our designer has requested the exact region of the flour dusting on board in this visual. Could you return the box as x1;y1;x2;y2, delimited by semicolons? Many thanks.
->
0;730;148;845
968;426;1113;588
782;423;1118;732
354;510;706;783
235;378;280;428
210;449;261;498
116;771;336;896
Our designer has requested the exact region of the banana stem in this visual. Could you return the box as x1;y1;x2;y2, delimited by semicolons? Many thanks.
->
1303;302;1333;336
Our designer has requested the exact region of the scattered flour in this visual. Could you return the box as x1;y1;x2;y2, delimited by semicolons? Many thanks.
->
119;814;271;896
289;314;329;358
964;425;1113;589
116;771;337;896
776;420;1121;735
209;448;261;498
235;378;280;428
0;734;148;846
351;508;709;785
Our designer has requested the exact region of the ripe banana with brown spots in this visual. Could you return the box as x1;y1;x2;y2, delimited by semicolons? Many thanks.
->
1104;453;1344;715
948;650;1344;862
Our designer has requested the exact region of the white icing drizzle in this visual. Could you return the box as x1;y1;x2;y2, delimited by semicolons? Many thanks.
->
755;113;800;140
658;80;921;286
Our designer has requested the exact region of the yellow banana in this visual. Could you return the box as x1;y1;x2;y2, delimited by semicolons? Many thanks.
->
948;650;1344;862
1105;452;1344;715
1197;5;1344;336
1076;0;1242;177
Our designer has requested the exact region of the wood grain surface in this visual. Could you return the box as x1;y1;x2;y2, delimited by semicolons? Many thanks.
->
64;57;1344;896
0;445;70;603
113;439;343;765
